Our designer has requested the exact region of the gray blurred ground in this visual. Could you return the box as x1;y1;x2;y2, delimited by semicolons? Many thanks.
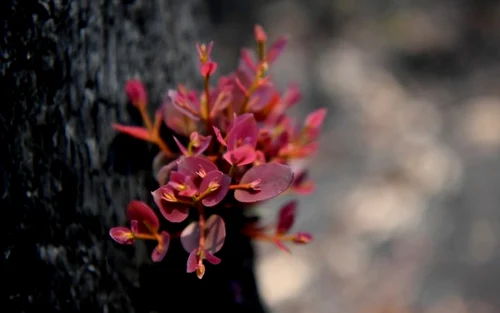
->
207;0;500;312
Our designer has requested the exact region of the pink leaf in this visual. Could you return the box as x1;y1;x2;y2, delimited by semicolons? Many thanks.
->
180;222;200;253
201;61;217;77
112;124;153;142
226;113;258;150
234;163;294;203
126;200;160;233
205;251;221;265
205;214;226;254
173;136;189;155
156;161;177;186
186;249;199;273
305;108;327;130
293;232;313;244
267;35;288;64
276;200;296;234
223;144;257;166
274;240;291;254
199;170;231;207
130;220;139;234
151;231;170;262
151;186;190;223
282;82;301;108
254;24;268;42
190;132;212;156
212;126;227;146
125;79;147;108
109;227;134;245
177;156;218;178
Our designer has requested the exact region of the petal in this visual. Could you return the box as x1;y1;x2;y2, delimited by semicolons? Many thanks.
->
126;200;160;233
151;231;170;262
177;156;218;177
276;200;296;234
112;124;153;142
234;163;294;203
223;144;256;166
226;113;258;150
180;221;200;253
199;170;231;207
186;249;199;273
205;215;226;254
109;227;135;245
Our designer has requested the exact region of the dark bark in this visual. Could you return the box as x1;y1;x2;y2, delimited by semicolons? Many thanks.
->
1;1;266;312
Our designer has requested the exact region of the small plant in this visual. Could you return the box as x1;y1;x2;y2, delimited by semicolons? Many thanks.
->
109;25;327;279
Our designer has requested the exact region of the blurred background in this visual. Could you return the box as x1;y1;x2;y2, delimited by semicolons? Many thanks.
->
205;0;500;312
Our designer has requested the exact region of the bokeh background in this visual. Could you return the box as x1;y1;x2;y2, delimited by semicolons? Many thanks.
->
206;0;500;312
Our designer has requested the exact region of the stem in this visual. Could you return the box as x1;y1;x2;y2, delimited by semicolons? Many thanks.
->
228;164;236;177
133;233;158;241
197;204;206;252
202;75;212;135
139;107;154;133
155;138;174;158
229;183;253;190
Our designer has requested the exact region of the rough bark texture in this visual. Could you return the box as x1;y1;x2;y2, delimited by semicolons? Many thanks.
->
1;1;265;312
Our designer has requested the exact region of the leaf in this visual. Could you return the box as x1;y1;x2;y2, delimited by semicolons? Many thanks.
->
293;232;313;244
205;251;221;265
226;113;258;150
274;240;291;254
156;161;177;186
125;79;147;107
205;215;226;254
173;136;189;155
112;124;153;142
276;200;296;234
151;231;170;262
190;132;212;156
234;163;294;203
181;222;200;253
223;144;256;166
151;186;190;223
212;126;227;146
126;200;160;233
177;156;218;178
186;249;199;273
267;35;288;64
305;108;327;130
109;227;134;245
199;170;231;207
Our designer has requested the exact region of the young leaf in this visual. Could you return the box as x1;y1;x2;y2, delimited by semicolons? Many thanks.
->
223;144;257;166
177;156;218;178
109;227;135;245
212;126;227;146
151;186;190;223
126;200;160;233
293;232;313;244
226;113;258;150
125;79;148;108
276;200;296;234
156;161;177;186
180;221;200;253
234;163;294;203
205;214;226;254
151;231;170;262
112;124;153;142
205;251;221;265
186;248;199;273
199;170;231;207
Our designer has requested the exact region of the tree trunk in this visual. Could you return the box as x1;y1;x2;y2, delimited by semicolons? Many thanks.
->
1;1;266;312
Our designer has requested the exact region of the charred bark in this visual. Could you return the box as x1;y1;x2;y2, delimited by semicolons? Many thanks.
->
1;1;266;312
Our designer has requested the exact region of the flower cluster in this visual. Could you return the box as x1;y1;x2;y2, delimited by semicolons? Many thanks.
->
109;25;327;279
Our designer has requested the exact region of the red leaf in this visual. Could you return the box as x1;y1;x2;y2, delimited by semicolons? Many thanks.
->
276;201;296;234
226;113;258;150
190;132;212;156
199;170;231;207
181;222;200;253
156;161;177;186
173;136;189;155
109;227;134;245
223;144;256;166
125;79;147;108
254;24;268;42
151;186;190;223
201;61;218;77
234;163;294;203
212;126;227;146
151;231;170;262
126;200;160;233
305;108;327;130
274;240;291;254
112;124;153;142
177;156;218;178
293;232;313;244
186;249;199;273
205;251;221;265
205;214;226;254
267;35;288;64
282;82;301;108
